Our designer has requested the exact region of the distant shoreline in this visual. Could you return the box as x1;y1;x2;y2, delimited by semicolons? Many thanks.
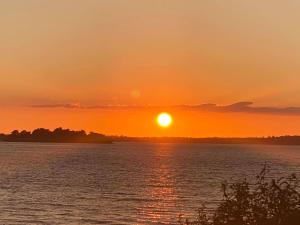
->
3;139;300;146
0;140;112;144
1;128;300;146
110;136;300;146
0;133;300;146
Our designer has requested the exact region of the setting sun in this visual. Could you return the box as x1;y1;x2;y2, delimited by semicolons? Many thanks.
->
157;112;173;128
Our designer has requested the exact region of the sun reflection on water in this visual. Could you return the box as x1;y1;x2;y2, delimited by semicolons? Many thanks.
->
136;144;182;223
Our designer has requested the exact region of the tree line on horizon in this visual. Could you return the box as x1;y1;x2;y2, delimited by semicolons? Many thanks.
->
0;127;112;144
1;128;300;145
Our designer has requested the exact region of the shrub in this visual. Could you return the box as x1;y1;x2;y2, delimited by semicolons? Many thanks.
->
179;166;300;225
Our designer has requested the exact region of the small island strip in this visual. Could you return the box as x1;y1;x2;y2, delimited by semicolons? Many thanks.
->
0;128;112;144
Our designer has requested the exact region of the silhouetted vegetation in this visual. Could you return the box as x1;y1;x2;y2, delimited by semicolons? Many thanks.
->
2;128;112;144
178;166;300;225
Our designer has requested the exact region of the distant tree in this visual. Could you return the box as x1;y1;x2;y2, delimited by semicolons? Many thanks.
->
10;130;19;137
31;128;52;141
19;130;31;138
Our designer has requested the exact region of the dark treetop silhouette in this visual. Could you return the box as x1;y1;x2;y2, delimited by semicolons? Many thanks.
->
0;128;112;144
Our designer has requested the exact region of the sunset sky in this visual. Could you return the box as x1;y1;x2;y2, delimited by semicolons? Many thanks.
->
1;1;300;137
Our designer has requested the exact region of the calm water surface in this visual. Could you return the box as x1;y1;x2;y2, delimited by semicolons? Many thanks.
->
0;142;299;224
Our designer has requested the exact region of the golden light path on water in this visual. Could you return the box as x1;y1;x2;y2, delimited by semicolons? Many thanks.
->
136;144;177;222
135;144;194;223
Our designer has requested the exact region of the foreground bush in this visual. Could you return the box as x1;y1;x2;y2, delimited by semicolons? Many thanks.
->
179;166;300;225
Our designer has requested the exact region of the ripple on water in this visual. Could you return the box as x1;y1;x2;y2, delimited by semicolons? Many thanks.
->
0;142;299;224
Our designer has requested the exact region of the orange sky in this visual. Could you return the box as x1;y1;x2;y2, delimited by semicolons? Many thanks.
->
1;105;300;137
1;1;300;137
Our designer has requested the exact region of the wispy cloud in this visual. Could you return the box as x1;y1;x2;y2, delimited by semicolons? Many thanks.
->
31;103;84;109
180;102;300;115
30;102;300;116
30;103;153;110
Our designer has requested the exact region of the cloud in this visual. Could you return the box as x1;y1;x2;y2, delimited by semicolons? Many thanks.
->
181;102;300;115
30;103;84;109
30;103;152;110
30;102;300;116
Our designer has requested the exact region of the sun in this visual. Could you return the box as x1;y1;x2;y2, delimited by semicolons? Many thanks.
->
157;112;173;128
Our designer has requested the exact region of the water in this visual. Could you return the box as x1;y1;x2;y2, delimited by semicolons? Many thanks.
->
0;142;299;224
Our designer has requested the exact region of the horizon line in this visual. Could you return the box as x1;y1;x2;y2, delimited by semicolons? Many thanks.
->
1;127;300;139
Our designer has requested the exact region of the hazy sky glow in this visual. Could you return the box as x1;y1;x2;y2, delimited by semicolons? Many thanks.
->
1;0;300;136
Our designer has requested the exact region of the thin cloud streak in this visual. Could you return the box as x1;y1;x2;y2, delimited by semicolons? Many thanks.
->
30;102;300;116
181;102;300;115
